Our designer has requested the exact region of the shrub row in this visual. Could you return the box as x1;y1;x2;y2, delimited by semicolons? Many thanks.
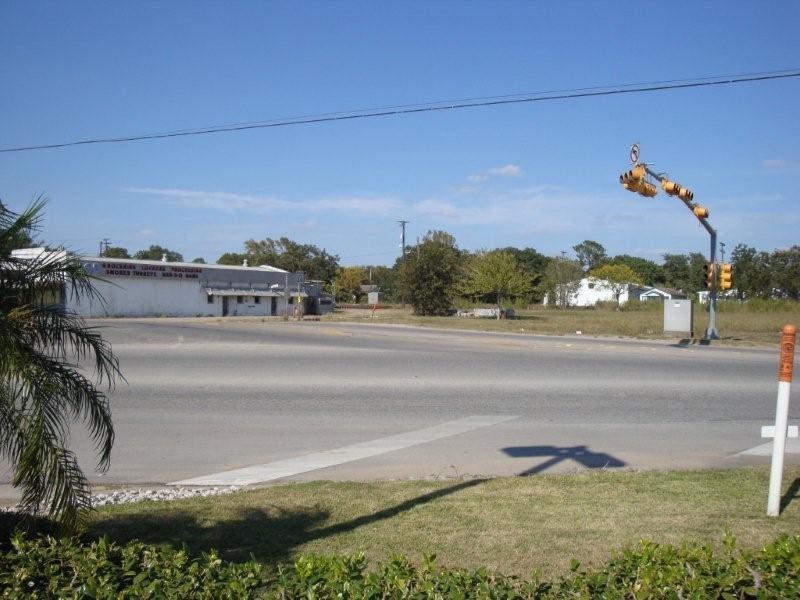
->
1;533;799;598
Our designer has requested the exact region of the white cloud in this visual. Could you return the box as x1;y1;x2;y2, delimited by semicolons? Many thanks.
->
466;164;523;183
123;187;399;217
762;158;800;172
138;228;156;237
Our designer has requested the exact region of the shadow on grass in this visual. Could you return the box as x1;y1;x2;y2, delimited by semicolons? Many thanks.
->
85;479;485;566
0;512;60;551
781;477;800;513
502;445;626;476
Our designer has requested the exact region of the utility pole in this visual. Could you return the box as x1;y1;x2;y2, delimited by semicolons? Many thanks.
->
397;220;408;264
99;238;110;257
284;273;289;321
719;241;726;263
619;145;722;339
397;220;409;309
296;271;304;320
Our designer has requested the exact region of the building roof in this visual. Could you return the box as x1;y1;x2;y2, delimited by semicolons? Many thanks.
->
11;248;289;273
83;254;288;273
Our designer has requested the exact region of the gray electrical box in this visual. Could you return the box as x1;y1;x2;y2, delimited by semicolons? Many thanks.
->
664;299;693;337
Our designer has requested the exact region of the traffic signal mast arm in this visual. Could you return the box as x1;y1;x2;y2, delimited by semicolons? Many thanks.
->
620;153;720;339
642;166;717;239
641;165;719;338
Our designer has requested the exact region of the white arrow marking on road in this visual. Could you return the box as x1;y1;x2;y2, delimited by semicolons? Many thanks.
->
170;415;518;487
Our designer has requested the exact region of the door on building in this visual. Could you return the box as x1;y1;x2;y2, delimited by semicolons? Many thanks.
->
222;296;229;316
271;297;277;316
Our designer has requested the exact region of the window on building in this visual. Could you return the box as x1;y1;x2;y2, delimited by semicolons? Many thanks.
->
254;296;261;304
207;295;214;304
237;296;244;304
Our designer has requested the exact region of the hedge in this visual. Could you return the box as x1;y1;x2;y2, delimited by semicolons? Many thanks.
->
1;532;798;598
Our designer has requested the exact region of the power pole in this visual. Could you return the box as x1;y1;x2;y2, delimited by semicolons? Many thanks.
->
99;238;110;256
397;220;409;309
719;241;726;263
397;220;408;264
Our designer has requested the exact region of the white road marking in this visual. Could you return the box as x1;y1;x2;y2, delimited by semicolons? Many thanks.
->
737;438;800;456
170;415;518;486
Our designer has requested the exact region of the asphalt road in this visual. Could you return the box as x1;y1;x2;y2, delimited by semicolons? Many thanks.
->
3;319;798;493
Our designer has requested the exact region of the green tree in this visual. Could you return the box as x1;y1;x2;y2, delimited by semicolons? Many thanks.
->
687;252;707;294
336;267;367;303
133;245;183;262
608;255;665;286
590;263;643;303
499;246;550;301
661;253;690;291
541;257;583;308
1;200;120;530
191;257;206;264
216;252;247;266
361;265;397;301
461;251;532;318
573;240;607;272
400;231;461;316
102;246;130;259
730;244;771;299
238;237;338;281
770;246;800;300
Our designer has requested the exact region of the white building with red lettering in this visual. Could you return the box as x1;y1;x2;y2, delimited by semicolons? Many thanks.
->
11;248;325;318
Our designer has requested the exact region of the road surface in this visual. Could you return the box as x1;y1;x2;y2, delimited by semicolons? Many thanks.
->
2;318;797;495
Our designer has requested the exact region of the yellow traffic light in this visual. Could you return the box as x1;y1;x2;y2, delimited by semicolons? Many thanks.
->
636;181;658;197
660;179;693;200
693;206;709;218
703;262;717;289
620;165;658;197
719;263;732;290
619;164;646;192
661;180;681;195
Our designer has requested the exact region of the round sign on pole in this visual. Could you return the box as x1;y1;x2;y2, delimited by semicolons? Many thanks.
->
630;143;640;164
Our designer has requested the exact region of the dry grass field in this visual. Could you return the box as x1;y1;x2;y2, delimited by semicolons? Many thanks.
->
322;302;800;345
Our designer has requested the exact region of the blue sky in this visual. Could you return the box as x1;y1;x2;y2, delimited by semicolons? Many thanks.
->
1;1;798;266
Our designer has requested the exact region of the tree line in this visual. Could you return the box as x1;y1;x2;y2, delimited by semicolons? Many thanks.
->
101;235;800;313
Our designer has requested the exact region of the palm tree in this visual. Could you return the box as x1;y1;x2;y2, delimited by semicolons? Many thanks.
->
0;198;120;530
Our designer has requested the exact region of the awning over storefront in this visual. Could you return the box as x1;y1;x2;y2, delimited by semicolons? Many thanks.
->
203;287;307;297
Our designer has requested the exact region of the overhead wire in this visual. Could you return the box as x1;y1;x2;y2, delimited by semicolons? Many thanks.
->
1;69;798;154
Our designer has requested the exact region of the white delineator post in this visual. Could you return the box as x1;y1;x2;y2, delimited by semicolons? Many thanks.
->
767;324;796;517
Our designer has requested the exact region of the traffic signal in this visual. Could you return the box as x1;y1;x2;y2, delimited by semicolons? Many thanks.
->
661;179;694;201
661;179;680;195
719;263;733;290
703;262;717;289
636;181;658;197
620;165;657;196
692;206;709;218
619;164;646;192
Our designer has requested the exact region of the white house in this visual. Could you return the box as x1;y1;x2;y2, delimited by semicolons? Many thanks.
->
544;277;677;307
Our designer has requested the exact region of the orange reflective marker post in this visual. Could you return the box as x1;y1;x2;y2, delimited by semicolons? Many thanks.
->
767;325;797;516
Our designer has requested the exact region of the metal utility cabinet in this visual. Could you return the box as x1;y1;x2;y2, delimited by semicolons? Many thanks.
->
664;299;693;337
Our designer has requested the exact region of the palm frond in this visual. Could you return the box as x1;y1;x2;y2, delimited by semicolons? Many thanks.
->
1;198;120;531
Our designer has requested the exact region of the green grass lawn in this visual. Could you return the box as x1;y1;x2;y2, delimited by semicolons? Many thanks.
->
87;467;800;578
322;304;799;345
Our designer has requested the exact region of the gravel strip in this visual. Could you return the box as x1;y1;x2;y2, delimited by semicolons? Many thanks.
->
1;485;241;513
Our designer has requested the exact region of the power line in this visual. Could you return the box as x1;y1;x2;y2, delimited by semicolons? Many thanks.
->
2;69;798;154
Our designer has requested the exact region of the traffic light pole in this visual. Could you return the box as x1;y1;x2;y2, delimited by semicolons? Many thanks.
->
644;166;719;340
